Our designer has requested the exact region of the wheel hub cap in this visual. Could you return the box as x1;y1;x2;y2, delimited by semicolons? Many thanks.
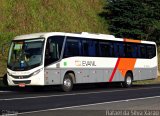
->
127;76;132;85
64;79;71;88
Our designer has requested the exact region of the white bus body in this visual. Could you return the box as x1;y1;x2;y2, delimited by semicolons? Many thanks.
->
7;32;158;91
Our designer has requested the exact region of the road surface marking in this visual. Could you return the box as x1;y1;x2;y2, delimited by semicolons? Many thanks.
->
18;95;160;115
0;91;13;93
0;86;160;101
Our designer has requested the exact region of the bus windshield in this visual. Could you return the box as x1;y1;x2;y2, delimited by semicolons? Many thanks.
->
8;38;44;71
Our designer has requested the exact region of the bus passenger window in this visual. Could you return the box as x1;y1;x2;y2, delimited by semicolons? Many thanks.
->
132;45;138;58
114;43;125;57
110;44;114;57
95;41;100;57
99;42;110;57
138;45;146;58
146;45;156;59
45;36;64;66
126;44;133;58
82;40;89;56
64;39;80;58
88;40;97;57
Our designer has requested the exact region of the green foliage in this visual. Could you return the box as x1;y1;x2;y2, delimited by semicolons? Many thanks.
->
0;0;108;44
103;0;160;43
0;0;108;76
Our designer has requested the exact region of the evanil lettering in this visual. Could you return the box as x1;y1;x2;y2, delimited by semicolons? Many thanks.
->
82;61;96;66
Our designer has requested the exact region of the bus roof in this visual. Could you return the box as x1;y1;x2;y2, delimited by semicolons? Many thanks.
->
13;32;156;45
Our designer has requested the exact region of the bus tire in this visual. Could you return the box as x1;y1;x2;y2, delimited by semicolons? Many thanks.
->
61;73;73;92
122;72;133;88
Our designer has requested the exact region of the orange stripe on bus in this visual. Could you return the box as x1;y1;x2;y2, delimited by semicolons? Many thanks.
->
118;58;136;77
117;38;141;77
109;38;140;81
109;58;120;82
124;38;141;43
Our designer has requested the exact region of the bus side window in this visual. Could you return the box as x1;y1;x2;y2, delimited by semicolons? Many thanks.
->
95;40;100;57
110;43;114;57
82;39;89;56
132;44;138;58
88;40;99;57
80;39;99;57
114;42;125;58
49;42;59;59
125;44;132;58
125;43;137;58
151;45;156;58
119;43;125;57
64;38;81;58
45;36;64;66
113;43;118;57
146;45;156;59
99;41;111;57
138;45;146;58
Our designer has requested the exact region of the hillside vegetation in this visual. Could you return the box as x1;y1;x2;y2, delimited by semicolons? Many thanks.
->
0;0;108;76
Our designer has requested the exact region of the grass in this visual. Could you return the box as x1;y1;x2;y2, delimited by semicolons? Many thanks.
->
0;0;108;77
133;76;160;85
0;0;108;37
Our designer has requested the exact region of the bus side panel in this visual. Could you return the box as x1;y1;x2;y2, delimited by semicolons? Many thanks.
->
134;56;157;80
132;67;157;81
111;70;124;82
90;69;104;83
132;69;140;81
61;69;105;84
141;67;157;80
152;67;158;79
60;68;89;84
60;67;157;84
44;68;61;85
103;69;112;82
79;69;89;83
61;68;125;84
61;68;105;84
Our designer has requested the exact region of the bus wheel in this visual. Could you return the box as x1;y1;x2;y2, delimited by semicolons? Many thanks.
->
122;72;133;88
61;74;73;92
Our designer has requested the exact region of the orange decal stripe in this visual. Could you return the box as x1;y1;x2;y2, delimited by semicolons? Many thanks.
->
108;38;139;81
109;58;120;82
124;38;141;43
118;58;136;77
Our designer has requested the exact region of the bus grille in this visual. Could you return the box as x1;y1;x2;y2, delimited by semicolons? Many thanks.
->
11;75;31;79
13;80;31;84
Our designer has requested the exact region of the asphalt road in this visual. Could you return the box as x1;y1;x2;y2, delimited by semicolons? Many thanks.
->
0;84;160;116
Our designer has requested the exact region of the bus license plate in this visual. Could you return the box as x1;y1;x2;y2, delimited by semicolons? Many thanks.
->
19;83;26;87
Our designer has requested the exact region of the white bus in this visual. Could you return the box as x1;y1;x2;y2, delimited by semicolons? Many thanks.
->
7;32;158;91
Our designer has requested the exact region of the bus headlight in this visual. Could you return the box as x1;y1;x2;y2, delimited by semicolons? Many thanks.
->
7;71;12;76
31;68;43;76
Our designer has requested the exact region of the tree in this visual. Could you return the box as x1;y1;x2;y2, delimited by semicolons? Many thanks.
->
102;0;160;44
